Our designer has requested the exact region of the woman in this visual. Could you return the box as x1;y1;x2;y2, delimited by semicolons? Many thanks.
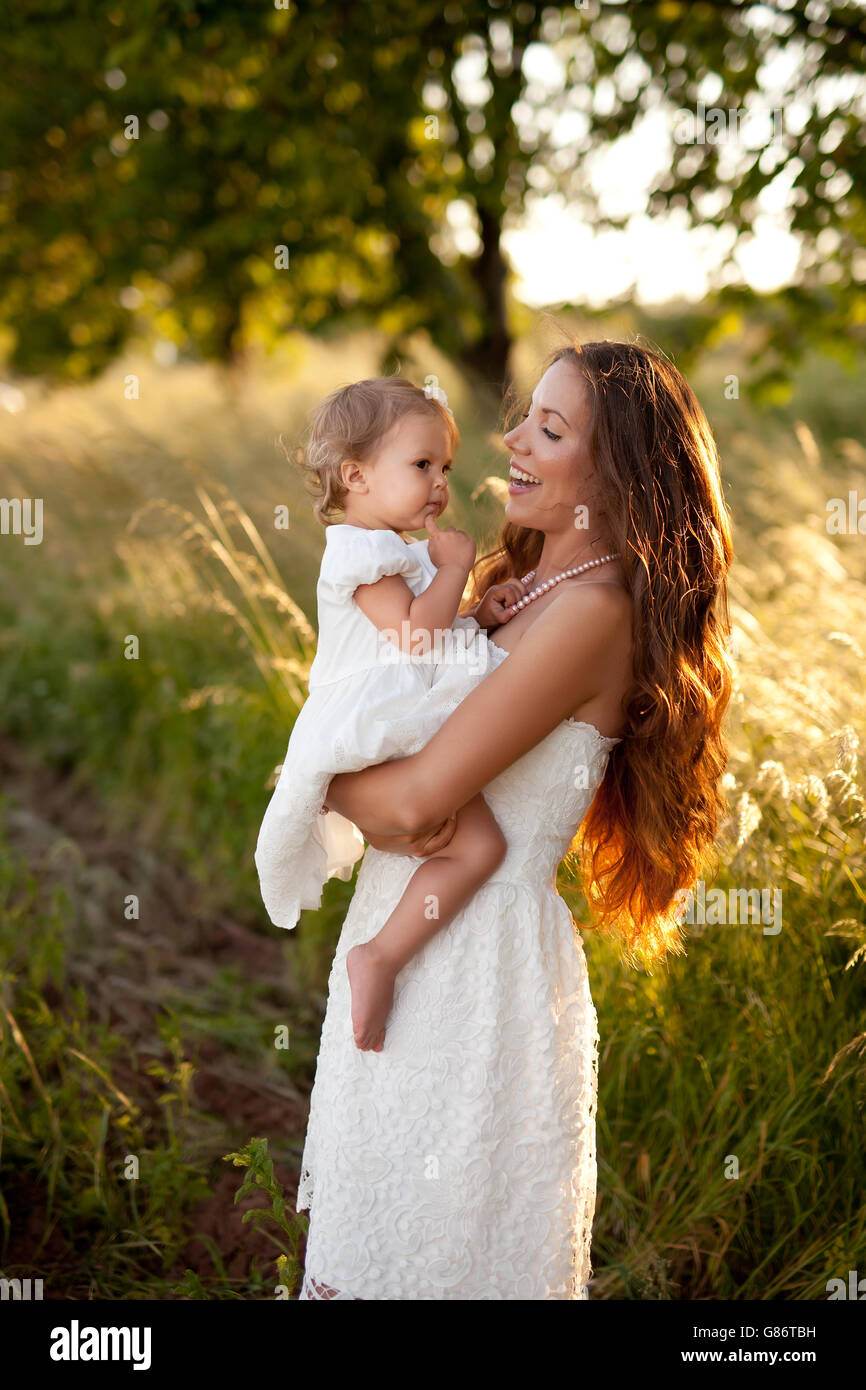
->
295;339;734;1300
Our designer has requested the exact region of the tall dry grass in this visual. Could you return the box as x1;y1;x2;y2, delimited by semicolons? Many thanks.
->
0;332;864;1297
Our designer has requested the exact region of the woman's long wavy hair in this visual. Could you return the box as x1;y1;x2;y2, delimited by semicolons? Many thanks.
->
464;340;735;971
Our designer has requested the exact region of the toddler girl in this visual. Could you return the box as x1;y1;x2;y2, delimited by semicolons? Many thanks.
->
255;377;523;1053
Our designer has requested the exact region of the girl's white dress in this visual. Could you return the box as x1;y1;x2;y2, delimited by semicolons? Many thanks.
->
254;523;491;932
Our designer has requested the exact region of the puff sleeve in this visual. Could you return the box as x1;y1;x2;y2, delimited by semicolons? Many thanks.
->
320;527;427;603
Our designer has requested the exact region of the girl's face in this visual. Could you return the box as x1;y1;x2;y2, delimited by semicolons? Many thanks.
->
341;412;453;531
502;359;597;533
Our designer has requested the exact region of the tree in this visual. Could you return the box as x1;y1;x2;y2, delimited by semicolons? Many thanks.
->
1;0;864;396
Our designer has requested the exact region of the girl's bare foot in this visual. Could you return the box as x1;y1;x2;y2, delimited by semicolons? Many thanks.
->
346;942;397;1050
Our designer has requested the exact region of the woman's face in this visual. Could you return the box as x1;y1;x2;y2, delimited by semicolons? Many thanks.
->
502;358;597;533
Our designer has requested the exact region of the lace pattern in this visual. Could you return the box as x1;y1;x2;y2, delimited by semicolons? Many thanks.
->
298;1274;361;1300
295;641;616;1299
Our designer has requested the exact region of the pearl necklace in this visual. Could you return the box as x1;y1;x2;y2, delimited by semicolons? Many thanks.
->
504;552;621;616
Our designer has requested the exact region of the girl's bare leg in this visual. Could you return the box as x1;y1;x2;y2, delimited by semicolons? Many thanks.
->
346;792;505;1050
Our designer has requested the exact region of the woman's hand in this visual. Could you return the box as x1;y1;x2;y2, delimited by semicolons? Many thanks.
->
361;813;458;858
473;580;526;630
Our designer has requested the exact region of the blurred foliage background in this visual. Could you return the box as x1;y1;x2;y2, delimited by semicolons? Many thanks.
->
2;0;866;392
0;1;865;1301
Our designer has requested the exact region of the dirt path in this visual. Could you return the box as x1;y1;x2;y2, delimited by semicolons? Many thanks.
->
0;735;312;1295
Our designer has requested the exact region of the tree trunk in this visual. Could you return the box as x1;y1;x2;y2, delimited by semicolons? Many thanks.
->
216;296;242;366
460;206;512;392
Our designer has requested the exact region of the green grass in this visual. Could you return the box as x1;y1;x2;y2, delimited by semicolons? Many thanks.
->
1;321;864;1298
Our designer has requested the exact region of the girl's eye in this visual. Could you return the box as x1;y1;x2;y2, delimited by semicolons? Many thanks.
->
415;459;451;473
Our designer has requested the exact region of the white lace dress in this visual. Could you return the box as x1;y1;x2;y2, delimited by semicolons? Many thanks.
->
297;639;622;1300
255;524;491;931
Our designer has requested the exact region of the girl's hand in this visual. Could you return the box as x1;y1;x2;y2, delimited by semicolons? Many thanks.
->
423;512;476;574
360;814;458;858
474;579;527;629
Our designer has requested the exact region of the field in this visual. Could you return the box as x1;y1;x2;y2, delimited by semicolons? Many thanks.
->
1;321;864;1299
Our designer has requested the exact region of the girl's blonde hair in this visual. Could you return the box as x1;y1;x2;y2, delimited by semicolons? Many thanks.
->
301;376;459;526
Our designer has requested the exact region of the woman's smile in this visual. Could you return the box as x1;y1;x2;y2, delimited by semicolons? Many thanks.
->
508;460;542;494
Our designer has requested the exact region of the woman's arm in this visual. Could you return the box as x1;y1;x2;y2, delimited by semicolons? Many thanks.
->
325;584;626;836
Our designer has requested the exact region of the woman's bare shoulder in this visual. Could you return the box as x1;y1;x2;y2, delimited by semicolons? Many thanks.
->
556;584;633;728
519;579;632;651
513;582;632;731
